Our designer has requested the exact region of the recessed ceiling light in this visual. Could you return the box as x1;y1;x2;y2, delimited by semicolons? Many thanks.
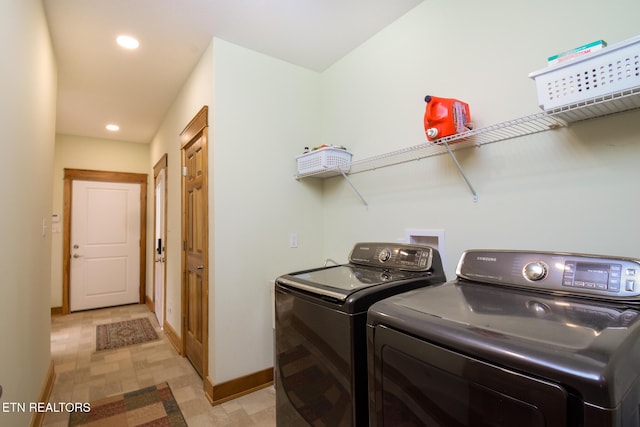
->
116;35;139;49
106;124;120;132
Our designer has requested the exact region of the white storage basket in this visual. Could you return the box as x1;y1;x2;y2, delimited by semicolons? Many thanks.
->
296;148;352;178
529;35;640;111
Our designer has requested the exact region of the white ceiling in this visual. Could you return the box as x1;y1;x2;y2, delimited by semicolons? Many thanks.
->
43;0;423;143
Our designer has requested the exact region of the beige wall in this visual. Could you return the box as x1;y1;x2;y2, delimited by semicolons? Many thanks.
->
319;0;640;278
211;39;324;382
50;134;150;308
0;0;57;425
149;38;325;384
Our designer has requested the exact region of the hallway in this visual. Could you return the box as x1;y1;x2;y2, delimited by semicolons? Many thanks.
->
43;304;275;426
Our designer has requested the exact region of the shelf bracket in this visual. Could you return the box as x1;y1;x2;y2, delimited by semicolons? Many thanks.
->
442;141;478;202
340;171;368;207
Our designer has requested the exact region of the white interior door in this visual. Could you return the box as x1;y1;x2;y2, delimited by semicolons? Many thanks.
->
154;168;166;327
70;180;141;311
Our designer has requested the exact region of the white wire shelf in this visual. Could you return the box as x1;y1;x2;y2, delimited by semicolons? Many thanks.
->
294;112;567;181
295;86;640;203
349;112;567;175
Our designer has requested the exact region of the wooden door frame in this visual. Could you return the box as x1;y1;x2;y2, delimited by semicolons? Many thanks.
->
180;106;209;387
62;168;148;315
152;154;168;326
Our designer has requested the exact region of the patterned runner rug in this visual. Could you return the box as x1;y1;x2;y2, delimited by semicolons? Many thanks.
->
68;382;187;426
95;317;159;351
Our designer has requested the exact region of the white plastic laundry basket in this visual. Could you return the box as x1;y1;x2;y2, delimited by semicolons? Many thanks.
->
296;148;352;178
529;35;640;111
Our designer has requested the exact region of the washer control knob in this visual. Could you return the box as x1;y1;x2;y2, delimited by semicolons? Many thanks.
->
523;262;548;281
378;248;392;263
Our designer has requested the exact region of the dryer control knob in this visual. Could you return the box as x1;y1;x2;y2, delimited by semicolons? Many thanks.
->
523;262;548;281
378;248;392;263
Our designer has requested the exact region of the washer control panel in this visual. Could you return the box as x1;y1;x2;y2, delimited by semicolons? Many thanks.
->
457;250;640;301
349;242;435;271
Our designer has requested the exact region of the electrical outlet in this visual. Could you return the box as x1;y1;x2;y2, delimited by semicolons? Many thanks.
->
289;233;298;248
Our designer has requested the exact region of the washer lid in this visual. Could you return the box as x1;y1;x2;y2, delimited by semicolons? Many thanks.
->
386;282;639;348
278;265;423;301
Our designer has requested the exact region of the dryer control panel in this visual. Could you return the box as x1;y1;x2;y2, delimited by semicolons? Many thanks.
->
457;250;640;301
349;242;435;272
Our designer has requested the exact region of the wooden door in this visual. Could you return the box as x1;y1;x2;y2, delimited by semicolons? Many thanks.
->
70;180;141;311
153;155;168;327
181;107;209;378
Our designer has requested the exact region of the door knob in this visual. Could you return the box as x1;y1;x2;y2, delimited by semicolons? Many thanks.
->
73;254;82;258
196;265;204;270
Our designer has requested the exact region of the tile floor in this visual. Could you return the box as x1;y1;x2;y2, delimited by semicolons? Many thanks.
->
43;304;275;426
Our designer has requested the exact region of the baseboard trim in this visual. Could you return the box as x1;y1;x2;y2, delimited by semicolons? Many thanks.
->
204;376;214;404
145;295;154;312
163;321;182;355
30;360;55;427
206;367;274;406
50;307;62;316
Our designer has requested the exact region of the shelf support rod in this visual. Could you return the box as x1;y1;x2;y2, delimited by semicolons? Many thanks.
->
340;171;368;207
442;141;478;202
